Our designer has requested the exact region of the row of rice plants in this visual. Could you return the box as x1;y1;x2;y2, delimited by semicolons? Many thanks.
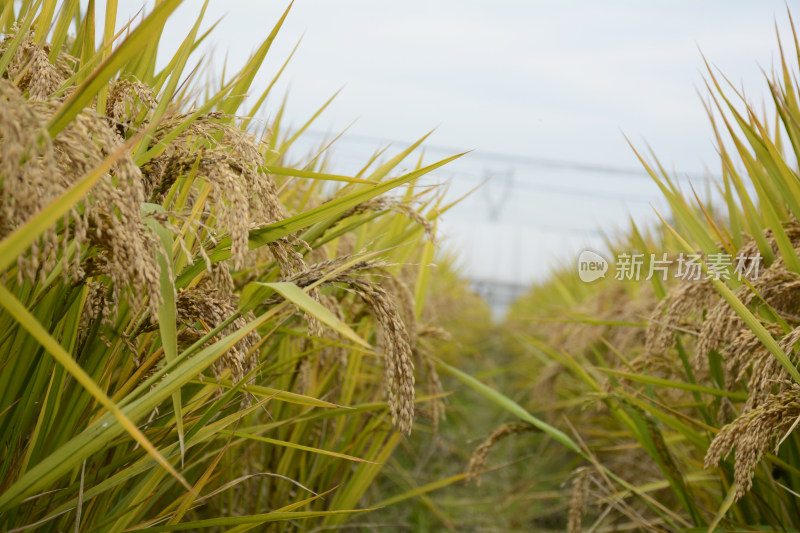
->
0;1;465;530
477;15;800;533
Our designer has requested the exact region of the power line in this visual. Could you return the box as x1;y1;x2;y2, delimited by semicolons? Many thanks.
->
292;147;680;204
439;168;671;204
300;129;719;183
290;130;719;234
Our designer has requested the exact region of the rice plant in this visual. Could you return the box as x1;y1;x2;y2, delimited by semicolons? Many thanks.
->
0;1;464;530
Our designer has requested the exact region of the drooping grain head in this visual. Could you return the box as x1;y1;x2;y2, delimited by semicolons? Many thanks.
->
1;30;73;100
264;257;419;433
348;278;416;434
705;382;800;500
466;422;534;486
175;281;260;385
567;467;592;533
0;77;163;316
106;78;157;134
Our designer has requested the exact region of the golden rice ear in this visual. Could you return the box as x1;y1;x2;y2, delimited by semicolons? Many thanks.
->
106;78;156;132
721;325;780;411
1;29;73;99
340;197;435;242
567;467;592;533
0;76;163;316
144;112;292;271
381;271;418;347
642;219;800;377
239;256;418;433
705;383;800;500
423;357;446;430
696;254;800;375
466;422;534;486
347;278;416;434
0;79;61;280
175;284;260;385
643;277;717;364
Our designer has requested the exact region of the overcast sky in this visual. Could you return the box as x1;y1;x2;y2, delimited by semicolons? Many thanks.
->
107;0;797;286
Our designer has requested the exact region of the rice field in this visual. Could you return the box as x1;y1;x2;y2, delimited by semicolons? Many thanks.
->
3;1;800;532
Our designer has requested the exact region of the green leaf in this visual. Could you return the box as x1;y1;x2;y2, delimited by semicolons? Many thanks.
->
413;226;435;320
142;203;185;467
599;368;748;401
0;284;191;511
126;509;375;532
432;356;580;455
374;474;467;508
251;281;370;349
219;430;378;464
707;482;738;532
265;166;377;184
206;379;344;409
